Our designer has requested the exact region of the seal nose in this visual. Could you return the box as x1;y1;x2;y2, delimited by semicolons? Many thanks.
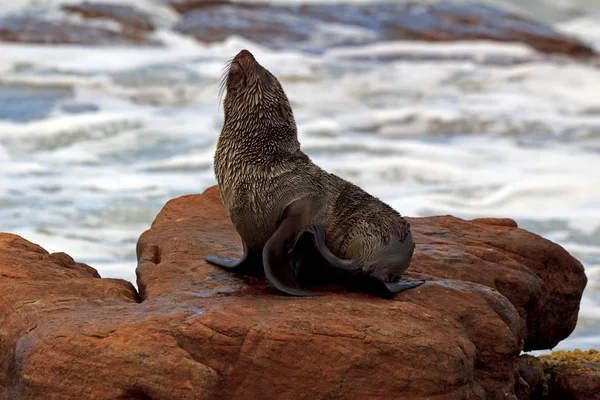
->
235;49;254;61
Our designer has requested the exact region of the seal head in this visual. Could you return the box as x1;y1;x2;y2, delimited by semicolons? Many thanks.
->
223;50;295;132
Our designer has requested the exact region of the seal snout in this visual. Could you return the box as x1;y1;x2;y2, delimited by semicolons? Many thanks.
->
234;49;255;63
227;49;259;87
229;61;243;75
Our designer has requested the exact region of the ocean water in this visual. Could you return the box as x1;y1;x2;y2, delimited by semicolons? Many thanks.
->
0;0;599;351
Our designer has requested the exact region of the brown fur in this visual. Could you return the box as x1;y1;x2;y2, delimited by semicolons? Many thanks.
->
214;50;414;281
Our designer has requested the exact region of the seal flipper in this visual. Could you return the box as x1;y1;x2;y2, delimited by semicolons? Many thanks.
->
374;277;426;297
263;206;316;297
205;240;260;274
292;225;359;273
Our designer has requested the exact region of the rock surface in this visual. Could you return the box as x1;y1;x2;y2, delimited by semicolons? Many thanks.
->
0;185;588;399
408;214;587;351
515;355;547;400
541;350;600;400
515;350;600;400
172;1;596;57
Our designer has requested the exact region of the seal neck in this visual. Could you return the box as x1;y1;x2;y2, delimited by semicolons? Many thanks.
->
221;115;300;156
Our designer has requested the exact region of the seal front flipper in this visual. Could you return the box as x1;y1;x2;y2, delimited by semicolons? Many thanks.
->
205;240;260;274
263;205;316;297
373;277;426;297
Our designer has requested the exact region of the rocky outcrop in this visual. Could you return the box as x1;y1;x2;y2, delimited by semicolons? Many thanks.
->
541;350;600;400
62;3;154;32
0;17;149;45
407;215;587;351
0;1;593;56
172;1;597;57
0;185;588;399
515;355;547;400
515;350;600;400
0;3;155;45
0;234;140;398
0;17;154;45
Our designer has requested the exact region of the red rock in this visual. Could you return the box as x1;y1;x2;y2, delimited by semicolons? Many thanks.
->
542;350;600;400
514;351;600;400
514;355;546;399
470;217;519;228
0;185;588;399
408;214;586;351
172;2;596;57
0;234;139;398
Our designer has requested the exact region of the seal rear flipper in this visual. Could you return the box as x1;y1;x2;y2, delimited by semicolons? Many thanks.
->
293;225;360;273
263;211;316;297
205;240;261;274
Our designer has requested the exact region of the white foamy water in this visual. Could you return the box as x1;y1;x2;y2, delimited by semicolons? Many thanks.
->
0;0;599;351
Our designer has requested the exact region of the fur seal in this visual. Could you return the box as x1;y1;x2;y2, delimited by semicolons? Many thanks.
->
205;49;425;297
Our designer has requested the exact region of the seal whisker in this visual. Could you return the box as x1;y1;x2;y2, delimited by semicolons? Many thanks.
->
217;61;233;110
218;86;228;110
222;56;234;69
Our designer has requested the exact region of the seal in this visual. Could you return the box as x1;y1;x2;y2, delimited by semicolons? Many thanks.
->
206;49;425;297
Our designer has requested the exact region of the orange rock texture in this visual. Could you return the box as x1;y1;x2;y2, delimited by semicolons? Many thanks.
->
0;185;587;399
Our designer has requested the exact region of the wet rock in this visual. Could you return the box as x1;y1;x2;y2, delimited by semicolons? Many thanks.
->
174;3;314;49
138;187;586;352
169;0;245;14
408;214;587;351
0;234;140;398
62;2;155;32
0;16;153;45
172;1;596;57
0;186;587;399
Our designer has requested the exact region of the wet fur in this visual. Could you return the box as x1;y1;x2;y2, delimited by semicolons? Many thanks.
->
214;50;416;286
